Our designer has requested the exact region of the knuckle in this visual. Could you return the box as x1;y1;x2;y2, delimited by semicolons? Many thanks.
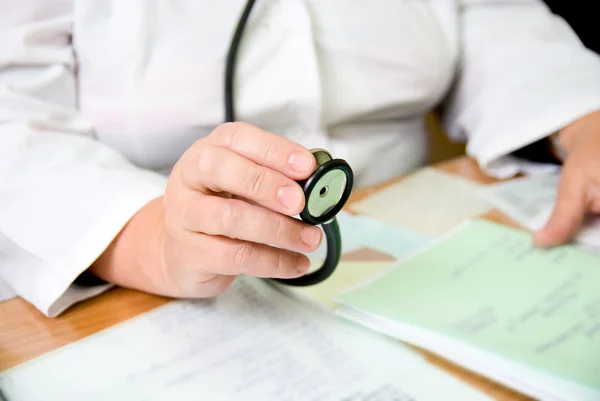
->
217;200;240;236
190;137;207;151
184;138;205;162
212;122;245;148
182;138;207;169
194;145;217;175
273;213;286;240
233;242;256;270
259;139;276;166
270;251;285;277
248;166;269;199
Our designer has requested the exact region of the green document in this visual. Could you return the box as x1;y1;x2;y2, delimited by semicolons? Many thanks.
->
338;219;600;389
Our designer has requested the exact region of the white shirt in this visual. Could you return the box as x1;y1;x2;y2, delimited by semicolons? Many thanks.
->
1;0;600;317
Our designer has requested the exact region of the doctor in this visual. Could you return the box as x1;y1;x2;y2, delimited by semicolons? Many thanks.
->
1;0;600;317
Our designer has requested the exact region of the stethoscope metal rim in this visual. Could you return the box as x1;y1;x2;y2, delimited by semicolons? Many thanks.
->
298;158;354;226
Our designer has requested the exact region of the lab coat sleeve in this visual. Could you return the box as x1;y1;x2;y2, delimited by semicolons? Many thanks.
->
441;0;600;179
0;2;168;317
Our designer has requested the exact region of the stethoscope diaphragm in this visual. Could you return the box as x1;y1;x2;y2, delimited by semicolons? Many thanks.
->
298;149;353;226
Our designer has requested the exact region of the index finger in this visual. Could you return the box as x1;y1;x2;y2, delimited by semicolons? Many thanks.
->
533;166;588;247
208;122;316;180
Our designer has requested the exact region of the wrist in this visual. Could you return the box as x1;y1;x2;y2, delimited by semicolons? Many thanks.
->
557;109;600;155
557;127;580;156
89;196;168;294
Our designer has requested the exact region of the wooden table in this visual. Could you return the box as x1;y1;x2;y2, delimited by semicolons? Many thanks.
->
0;156;531;400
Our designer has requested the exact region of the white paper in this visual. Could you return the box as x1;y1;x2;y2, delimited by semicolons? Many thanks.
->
480;173;600;252
307;212;431;263
351;168;491;236
478;173;560;225
346;215;432;259
336;306;600;401
0;277;492;401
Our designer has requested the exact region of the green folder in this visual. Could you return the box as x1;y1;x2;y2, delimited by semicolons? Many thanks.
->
338;219;600;392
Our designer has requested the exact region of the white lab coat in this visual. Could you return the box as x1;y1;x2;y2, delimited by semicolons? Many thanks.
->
1;0;600;317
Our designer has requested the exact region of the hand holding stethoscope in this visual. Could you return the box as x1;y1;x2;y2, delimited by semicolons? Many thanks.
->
89;0;352;297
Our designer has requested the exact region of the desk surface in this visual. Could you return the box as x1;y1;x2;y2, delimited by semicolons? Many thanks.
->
0;157;531;401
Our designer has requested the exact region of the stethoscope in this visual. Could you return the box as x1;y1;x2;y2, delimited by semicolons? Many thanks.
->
224;0;354;286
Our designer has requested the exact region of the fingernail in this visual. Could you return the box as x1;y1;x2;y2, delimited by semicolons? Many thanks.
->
278;186;303;210
289;152;314;173
300;226;321;247
295;255;310;275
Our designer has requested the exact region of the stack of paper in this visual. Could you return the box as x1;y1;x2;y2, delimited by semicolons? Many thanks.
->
336;219;600;401
306;211;431;264
351;168;491;236
0;277;492;401
280;212;432;310
479;173;600;252
304;211;365;263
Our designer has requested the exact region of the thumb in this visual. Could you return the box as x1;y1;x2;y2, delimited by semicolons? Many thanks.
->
533;167;588;247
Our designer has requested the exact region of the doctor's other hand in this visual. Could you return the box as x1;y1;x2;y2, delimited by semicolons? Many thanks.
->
534;109;600;248
90;122;322;298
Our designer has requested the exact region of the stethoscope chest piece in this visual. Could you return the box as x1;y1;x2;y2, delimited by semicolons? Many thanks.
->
271;148;353;287
298;149;354;226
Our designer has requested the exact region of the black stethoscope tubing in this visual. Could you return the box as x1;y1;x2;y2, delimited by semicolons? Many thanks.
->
223;0;351;286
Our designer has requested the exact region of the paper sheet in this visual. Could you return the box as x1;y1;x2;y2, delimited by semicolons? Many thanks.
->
480;174;600;252
478;173;559;224
307;212;431;264
0;277;492;401
286;213;431;309
347;215;432;259
336;307;600;401
351;168;491;236
338;220;600;393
